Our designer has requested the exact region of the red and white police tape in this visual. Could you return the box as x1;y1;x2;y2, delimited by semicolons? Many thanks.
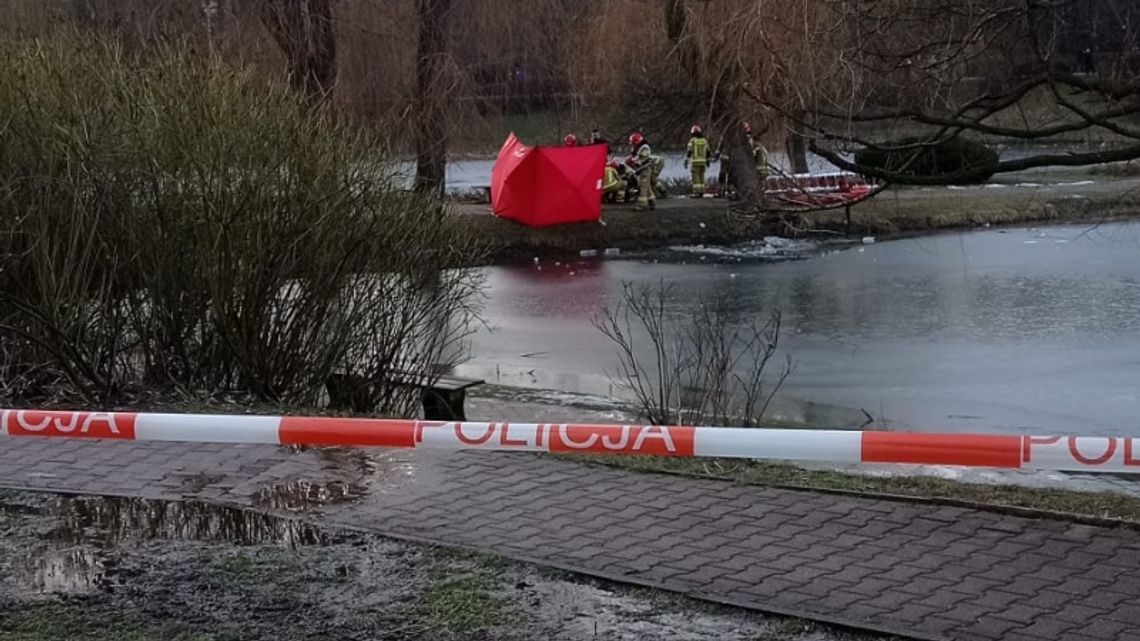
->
1;409;1138;472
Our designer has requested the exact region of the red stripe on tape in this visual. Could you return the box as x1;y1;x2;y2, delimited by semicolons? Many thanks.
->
861;432;1022;468
279;417;418;448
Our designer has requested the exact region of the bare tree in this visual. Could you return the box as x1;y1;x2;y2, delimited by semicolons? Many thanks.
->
260;0;338;102
754;0;1140;183
413;0;451;194
660;0;767;208
665;0;696;78
28;0;1140;189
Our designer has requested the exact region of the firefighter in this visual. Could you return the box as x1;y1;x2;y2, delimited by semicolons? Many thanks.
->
684;124;710;197
742;122;770;184
626;132;656;211
622;162;639;201
603;161;626;203
564;133;578;147
714;140;732;198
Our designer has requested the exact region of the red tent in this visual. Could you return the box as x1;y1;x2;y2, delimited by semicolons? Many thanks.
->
491;133;606;227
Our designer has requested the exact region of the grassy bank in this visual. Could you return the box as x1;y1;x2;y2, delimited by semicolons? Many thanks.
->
455;177;1140;265
571;455;1140;526
825;181;1140;236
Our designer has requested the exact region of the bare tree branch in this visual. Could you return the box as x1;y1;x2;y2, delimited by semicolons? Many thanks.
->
259;0;338;103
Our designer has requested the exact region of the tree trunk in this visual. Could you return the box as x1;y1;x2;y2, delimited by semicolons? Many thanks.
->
260;0;337;103
414;0;452;195
70;0;95;26
786;129;810;174
665;0;695;76
728;128;763;204
709;62;763;209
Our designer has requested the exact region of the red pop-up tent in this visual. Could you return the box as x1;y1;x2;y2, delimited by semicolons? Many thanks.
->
491;133;606;227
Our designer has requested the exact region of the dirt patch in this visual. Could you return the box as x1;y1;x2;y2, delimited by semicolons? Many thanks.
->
0;490;888;641
455;178;1140;266
457;198;771;265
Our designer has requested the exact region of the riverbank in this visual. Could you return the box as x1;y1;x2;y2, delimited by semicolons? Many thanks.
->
455;175;1140;265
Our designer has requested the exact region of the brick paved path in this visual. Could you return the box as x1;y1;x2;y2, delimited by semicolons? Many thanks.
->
1;438;1138;641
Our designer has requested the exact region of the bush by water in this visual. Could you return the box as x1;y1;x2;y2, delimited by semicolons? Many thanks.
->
0;34;482;411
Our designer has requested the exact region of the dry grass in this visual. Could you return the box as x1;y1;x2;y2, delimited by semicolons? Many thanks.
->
575;455;1140;524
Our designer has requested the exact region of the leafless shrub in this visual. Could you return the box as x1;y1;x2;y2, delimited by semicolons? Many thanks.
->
594;282;793;427
0;33;483;411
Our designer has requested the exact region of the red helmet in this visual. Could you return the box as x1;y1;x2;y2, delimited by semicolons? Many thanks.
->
690;125;702;135
606;160;620;169
740;122;752;134
629;132;644;146
564;134;578;146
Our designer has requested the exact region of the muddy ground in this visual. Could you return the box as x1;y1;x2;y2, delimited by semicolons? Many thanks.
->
455;175;1140;265
0;490;885;641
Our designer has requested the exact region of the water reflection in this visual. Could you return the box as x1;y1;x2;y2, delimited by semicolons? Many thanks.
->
47;495;323;547
255;479;367;512
3;493;327;599
25;544;103;596
266;447;421;510
490;259;614;320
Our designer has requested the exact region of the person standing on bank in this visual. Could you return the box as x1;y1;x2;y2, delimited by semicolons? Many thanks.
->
626;132;657;211
684;124;710;197
743;122;770;185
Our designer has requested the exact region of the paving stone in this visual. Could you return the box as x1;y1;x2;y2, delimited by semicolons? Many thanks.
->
952;615;1025;641
1010;618;1081;639
941;601;1000;625
1069;617;1134;640
990;603;1055;625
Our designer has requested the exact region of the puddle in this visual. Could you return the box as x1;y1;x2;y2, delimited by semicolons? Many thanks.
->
1;491;324;601
516;570;769;640
257;446;420;510
0;490;427;639
25;544;105;596
254;478;367;512
318;447;419;490
511;568;874;641
47;494;324;547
